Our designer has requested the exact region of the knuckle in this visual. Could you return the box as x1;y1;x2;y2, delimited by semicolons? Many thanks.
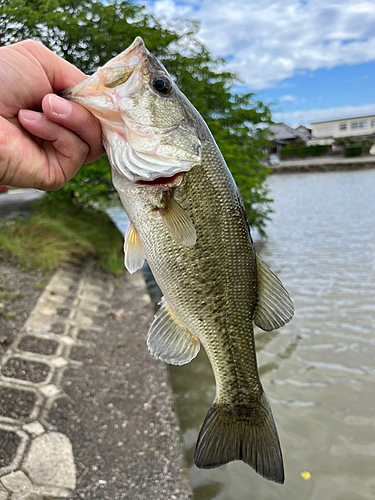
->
77;139;90;159
17;39;45;55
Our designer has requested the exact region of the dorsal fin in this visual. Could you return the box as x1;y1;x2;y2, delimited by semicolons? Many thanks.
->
124;222;145;274
147;297;200;365
254;255;294;331
159;196;196;246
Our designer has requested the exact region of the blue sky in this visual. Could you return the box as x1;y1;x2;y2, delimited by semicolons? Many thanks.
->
140;0;375;126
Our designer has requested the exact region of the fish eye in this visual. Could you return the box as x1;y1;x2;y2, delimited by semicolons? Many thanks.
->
152;76;172;95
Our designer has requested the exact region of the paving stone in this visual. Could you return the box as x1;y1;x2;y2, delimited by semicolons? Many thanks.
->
0;430;21;468
22;422;45;437
49;323;66;335
56;308;70;318
10;493;39;500
75;328;97;341
0;484;8;500
38;385;60;398
58;336;75;346
23;433;76;490
1;259;192;499
80;282;113;300
51;272;74;286
0;387;37;419
24;315;51;334
32;485;71;498
1;358;50;383
72;311;93;327
77;290;102;303
46;278;70;292
18;337;59;356
49;357;68;369
46;292;71;304
1;470;33;493
37;303;57;317
76;300;98;312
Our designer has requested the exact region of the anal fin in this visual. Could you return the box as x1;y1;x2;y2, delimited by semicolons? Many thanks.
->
124;222;145;274
254;255;294;332
147;297;200;365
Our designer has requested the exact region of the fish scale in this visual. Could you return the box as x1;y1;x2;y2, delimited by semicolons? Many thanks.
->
62;36;294;483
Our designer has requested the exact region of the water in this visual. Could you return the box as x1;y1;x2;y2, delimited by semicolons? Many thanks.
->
168;169;375;500
106;206;129;235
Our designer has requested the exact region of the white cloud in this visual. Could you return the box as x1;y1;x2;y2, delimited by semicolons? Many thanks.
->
279;94;297;103
273;103;375;126
142;0;375;89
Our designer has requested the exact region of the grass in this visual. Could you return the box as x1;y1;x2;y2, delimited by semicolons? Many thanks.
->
0;208;124;276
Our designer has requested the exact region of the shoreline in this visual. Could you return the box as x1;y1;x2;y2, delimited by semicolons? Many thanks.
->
270;155;375;173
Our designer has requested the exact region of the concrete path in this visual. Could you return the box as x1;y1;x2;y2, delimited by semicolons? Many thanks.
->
0;190;46;218
0;260;192;499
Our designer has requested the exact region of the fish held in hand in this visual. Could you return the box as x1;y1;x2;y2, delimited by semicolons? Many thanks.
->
62;37;294;484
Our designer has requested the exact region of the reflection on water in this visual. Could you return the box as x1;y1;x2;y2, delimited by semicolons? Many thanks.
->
168;169;375;500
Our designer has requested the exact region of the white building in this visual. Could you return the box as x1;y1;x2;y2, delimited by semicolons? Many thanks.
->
310;114;375;144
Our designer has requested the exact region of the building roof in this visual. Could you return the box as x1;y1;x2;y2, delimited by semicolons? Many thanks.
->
311;113;375;125
268;123;311;143
268;123;297;141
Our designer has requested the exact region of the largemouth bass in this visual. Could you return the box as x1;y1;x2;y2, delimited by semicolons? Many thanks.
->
62;37;294;483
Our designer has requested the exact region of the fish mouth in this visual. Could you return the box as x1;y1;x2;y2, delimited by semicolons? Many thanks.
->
60;37;147;102
136;172;183;186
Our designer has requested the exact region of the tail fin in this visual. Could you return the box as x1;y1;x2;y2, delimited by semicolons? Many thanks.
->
194;393;284;484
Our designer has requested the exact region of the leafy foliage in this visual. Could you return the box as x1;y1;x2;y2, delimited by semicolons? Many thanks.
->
344;146;362;157
334;136;358;147
1;0;273;232
280;144;329;159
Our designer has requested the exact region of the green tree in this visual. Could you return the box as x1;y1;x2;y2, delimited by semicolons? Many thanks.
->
334;136;357;147
0;0;273;232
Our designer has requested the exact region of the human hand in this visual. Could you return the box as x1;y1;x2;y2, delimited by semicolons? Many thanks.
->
0;40;104;190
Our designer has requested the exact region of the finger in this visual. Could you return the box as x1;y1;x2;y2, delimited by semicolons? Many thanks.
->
15;40;87;91
18;109;89;189
42;94;104;163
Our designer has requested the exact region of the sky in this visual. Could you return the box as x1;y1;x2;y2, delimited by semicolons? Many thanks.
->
140;0;375;127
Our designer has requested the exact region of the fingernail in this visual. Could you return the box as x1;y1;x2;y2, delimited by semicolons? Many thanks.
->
49;95;72;116
19;110;42;122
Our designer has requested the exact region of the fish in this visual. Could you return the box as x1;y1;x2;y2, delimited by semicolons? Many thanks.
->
62;37;294;484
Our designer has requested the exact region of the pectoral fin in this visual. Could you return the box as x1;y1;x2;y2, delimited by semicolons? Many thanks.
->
254;256;294;331
147;297;200;365
124;222;145;274
159;196;196;246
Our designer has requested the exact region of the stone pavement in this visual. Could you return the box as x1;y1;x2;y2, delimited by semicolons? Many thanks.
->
0;260;193;499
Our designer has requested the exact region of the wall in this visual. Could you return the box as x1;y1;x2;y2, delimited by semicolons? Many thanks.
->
312;115;375;139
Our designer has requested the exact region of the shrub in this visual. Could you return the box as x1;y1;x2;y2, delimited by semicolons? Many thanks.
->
280;145;329;159
344;147;362;157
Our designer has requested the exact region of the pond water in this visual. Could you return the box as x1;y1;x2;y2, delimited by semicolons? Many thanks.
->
168;169;375;500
